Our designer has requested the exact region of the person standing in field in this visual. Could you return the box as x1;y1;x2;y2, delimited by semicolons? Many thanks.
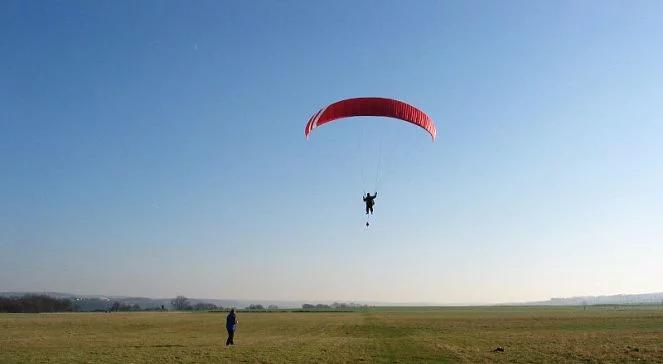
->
226;308;237;346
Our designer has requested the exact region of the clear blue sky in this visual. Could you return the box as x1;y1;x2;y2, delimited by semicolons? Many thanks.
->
2;0;662;303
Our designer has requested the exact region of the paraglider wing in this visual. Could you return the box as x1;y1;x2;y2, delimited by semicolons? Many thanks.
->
305;97;436;140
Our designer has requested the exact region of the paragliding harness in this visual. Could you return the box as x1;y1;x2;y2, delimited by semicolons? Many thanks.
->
364;193;377;214
363;192;377;227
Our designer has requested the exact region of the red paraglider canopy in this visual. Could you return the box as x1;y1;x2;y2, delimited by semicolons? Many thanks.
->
305;97;436;140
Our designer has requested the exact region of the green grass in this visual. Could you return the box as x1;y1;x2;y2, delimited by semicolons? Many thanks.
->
1;306;663;363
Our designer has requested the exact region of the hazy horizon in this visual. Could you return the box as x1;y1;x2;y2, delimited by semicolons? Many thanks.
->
2;1;662;304
5;289;663;307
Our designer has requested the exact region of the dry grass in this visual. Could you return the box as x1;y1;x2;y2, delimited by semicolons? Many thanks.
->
1;306;663;363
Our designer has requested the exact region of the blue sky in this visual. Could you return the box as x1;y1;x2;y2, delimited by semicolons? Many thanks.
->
1;0;662;303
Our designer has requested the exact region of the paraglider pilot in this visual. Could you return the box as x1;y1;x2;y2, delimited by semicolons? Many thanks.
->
363;192;377;215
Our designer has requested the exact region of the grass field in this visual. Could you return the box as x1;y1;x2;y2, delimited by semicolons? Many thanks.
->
1;306;663;363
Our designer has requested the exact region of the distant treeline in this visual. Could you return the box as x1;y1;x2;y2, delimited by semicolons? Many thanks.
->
171;296;225;311
0;295;73;313
241;303;370;311
302;302;370;310
0;294;226;313
0;294;372;313
243;304;279;310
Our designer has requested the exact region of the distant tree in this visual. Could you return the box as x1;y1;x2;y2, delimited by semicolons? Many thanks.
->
267;305;278;310
109;302;135;312
193;303;218;311
246;304;264;310
120;303;132;312
171;296;191;311
302;303;330;310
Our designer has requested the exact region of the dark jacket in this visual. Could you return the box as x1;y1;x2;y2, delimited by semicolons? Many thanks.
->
226;312;237;331
363;194;377;207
